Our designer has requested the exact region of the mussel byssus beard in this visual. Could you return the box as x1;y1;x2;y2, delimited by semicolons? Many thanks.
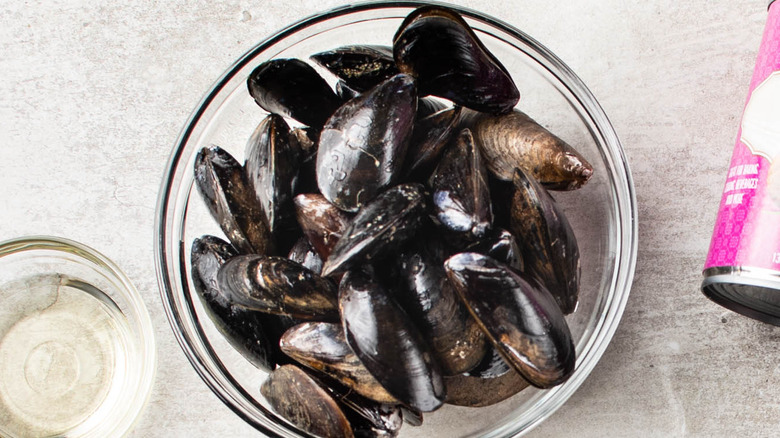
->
445;252;575;389
393;6;519;114
339;268;446;412
510;167;580;314
316;74;417;213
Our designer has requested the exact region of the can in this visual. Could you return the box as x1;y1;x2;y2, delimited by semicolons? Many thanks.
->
702;0;780;325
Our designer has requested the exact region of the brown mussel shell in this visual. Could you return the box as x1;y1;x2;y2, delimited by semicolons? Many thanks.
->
216;254;339;320
510;167;580;314
316;74;417;212
321;183;428;277
247;58;341;129
245;114;299;234
294;193;351;260
397;239;487;375
193;146;273;255
190;236;281;371
339;268;445;412
287;237;324;274
261;365;355;438
404;106;462;180
464;108;593;190
428;128;493;241
280;322;400;404
393;6;519;114
311;45;399;92
445;253;575;389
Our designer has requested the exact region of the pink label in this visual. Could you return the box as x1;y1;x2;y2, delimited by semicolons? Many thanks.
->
704;3;780;271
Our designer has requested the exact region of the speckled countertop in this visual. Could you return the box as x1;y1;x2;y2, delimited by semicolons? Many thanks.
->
1;1;778;437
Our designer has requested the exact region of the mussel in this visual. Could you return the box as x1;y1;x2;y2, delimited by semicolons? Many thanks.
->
261;365;355;438
340;268;445;412
397;238;487;375
321;183;428;277
463;108;593;190
445;253;575;388
294;193;351;260
428;128;493;242
194;146;273;255
404;106;462;180
190;236;279;371
247;58;341;129
280;321;399;404
311;45;399;92
443;347;530;407
317;74;418;212
394;6;519;114
510;167;580;314
217;254;339;320
245;113;299;234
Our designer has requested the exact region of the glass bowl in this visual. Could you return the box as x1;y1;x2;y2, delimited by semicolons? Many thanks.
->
0;236;156;438
155;2;637;437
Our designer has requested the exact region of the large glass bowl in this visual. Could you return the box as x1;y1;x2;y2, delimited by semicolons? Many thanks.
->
155;2;637;437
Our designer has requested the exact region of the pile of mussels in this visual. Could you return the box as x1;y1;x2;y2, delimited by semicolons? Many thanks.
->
190;5;593;437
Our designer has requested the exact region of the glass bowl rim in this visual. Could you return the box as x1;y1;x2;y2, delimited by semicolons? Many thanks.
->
154;1;639;436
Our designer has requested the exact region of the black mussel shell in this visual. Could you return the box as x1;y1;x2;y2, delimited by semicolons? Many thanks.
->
245;114;299;234
217;254;339;320
194;146;273;255
311;45;399;92
336;80;361;101
247;58;341;129
445;253;575;389
416;97;448;120
313;374;403;436
393;6;519;114
321;183;428;277
287;237;324;274
444;368;529;408
316;74;417;212
261;365;355;438
428;128;493;242
404;106;462;180
280;322;399;404
463;108;593;189
465;228;524;272
294;193;351;260
510;167;580;314
190;236;281;371
397;238;487;375
340;268;445;412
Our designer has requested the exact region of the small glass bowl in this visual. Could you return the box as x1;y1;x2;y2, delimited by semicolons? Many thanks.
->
155;2;637;437
0;236;156;438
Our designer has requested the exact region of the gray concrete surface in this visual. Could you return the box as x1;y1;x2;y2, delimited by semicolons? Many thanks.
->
1;0;777;436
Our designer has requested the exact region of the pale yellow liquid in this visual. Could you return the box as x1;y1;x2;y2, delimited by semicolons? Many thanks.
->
0;274;131;437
